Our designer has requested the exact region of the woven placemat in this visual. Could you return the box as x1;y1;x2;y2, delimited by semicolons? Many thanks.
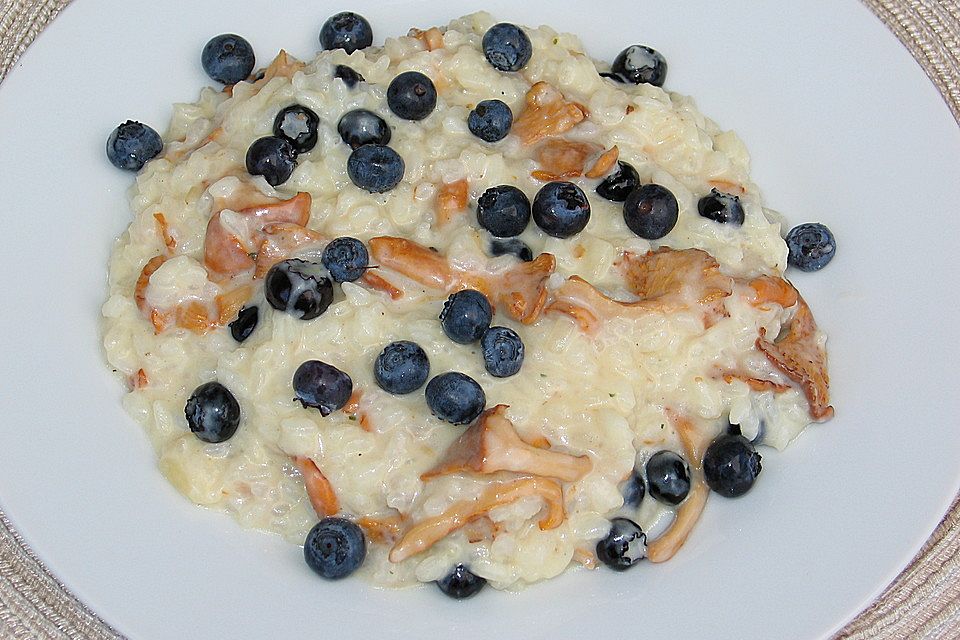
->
1;1;958;637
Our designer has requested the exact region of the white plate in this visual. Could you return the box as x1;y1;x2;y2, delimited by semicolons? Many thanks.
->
1;0;958;638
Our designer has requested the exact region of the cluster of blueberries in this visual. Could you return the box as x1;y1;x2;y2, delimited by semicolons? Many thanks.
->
596;426;764;571
115;10;839;597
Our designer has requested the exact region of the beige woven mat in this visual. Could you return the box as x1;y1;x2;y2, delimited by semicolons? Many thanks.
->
1;0;959;637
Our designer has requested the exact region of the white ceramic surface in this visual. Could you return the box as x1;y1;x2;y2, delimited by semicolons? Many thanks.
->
1;1;958;638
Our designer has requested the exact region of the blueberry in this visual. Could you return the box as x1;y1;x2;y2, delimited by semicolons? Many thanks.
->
698;189;745;225
532;181;591;239
273;105;320;154
786;223;836;272
264;259;334;320
490;238;533;262
333;64;365;88
703;433;762;498
321;237;369;283
468;99;513;142
347;144;404;193
611;45;667;87
596;518;647;571
482;23;532;72
596;161;639;203
425;372;486;425
245;136;297;186
621;470;645;508
201;34;256;85
477;185;531;238
337;109;391;150
105;121;163;171
229;305;259;343
440;290;492;344
293;360;353;416
319;12;373;54
386;71;437;121
374;340;430;395
646;450;690;506
436;564;486;599
481;326;524;378
184;381;241;443
623;183;678;239
303;517;366;579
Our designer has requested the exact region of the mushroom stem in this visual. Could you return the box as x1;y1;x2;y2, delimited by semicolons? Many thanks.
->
389;477;564;563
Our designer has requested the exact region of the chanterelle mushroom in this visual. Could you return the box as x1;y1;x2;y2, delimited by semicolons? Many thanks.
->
513;81;588;145
389;476;564;563
546;247;734;332
368;236;556;323
422;405;592;482
756;291;834;421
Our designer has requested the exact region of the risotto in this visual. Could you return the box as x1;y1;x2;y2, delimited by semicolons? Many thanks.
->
101;12;834;592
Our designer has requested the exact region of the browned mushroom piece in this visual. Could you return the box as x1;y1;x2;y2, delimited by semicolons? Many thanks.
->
434;179;469;228
410;26;445;51
756;292;834;421
253;222;327;279
547;248;734;333
422;405;592;482
292;456;340;518
513;81;588;145
203;192;313;276
531;139;600;181
647;413;711;563
584;145;620;179
368;236;556;324
389;476;565;563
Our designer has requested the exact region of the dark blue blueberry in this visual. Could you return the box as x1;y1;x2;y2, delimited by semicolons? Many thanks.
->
703;433;762;498
347;144;404;193
596;161;639;203
436;564;486;599
425;372;486;425
611;45;667;87
596;518;647;571
621;471;645;508
184;381;241;443
321;237;368;283
319;12;373;54
387;71;437;121
468;99;513;142
646;451;690;506
245;135;297;186
532;181;591;239
482;23;532;72
698;189;745;225
490;238;533;262
477;185;530;238
439;290;493;344
481;326;524;378
786;223;836;272
303;517;366;579
374;340;430;395
106;121;163;171
333;64;365;88
265;259;334;320
273;105;320;154
293;360;353;416
201;34;256;85
337;109;391;150
623;183;678;239
229;305;259;343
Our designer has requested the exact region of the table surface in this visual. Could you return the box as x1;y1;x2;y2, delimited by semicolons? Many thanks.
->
0;0;958;638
